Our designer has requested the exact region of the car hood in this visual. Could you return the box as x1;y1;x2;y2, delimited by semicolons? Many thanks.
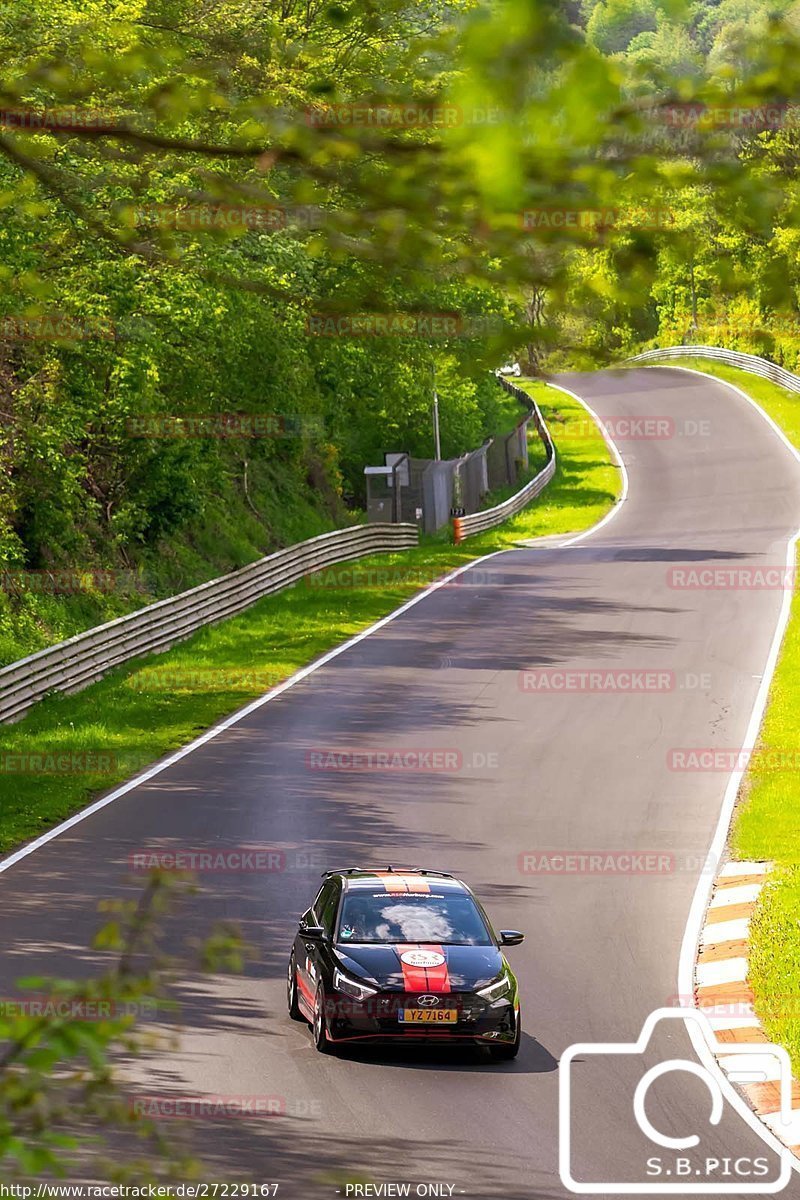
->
334;943;504;991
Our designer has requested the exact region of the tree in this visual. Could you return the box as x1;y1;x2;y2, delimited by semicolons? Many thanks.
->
586;0;660;54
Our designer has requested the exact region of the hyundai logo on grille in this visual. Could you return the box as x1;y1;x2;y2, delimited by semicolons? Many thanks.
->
416;995;440;1007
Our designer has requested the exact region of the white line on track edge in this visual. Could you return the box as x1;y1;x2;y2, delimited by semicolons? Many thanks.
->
0;547;505;875
545;381;630;547
639;362;800;1172
6;366;788;1164
0;380;627;877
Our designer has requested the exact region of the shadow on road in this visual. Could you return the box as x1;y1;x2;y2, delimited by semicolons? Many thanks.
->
316;1028;557;1075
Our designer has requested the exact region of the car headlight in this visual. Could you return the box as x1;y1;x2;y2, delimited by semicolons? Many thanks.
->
333;967;378;1001
477;973;513;1002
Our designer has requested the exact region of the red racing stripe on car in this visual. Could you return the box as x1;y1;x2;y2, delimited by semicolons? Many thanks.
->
422;945;451;993
396;944;451;993
375;873;408;893
297;972;315;1005
374;873;431;894
402;876;431;894
396;944;430;991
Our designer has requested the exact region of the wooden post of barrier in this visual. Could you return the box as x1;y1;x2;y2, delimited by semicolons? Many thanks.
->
453;516;463;544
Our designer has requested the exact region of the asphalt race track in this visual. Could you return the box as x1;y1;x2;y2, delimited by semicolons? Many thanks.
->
3;366;800;1198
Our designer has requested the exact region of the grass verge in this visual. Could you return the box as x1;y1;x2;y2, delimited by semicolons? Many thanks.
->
0;454;345;670
0;379;538;670
632;356;800;1072
0;378;620;857
479;402;551;510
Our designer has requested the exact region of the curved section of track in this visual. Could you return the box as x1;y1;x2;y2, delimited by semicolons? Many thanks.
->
2;368;800;1197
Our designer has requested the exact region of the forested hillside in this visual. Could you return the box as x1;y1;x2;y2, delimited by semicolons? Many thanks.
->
2;0;800;659
552;0;800;366
0;0;518;659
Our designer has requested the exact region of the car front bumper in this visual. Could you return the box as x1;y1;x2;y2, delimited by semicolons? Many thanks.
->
323;990;519;1045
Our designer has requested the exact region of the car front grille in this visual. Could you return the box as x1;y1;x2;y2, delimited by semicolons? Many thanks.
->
374;992;485;1021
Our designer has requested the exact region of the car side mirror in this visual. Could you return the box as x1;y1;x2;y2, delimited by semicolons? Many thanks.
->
499;930;524;946
300;921;325;940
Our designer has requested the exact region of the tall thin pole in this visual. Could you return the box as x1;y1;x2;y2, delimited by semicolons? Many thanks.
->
432;360;441;461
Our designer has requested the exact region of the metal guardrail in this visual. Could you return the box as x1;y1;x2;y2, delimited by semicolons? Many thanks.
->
0;523;418;724
628;346;800;395
452;379;557;542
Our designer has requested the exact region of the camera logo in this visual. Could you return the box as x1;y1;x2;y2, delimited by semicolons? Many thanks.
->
559;1008;793;1193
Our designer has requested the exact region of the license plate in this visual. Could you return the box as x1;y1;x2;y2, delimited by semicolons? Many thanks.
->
398;1009;457;1023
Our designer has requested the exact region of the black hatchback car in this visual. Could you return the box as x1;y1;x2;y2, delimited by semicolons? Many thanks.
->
287;866;523;1057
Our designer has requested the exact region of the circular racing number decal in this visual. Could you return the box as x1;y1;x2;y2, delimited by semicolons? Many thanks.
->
400;949;446;968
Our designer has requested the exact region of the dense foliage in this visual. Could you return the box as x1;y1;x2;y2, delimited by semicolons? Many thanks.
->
4;0;800;1178
2;0;800;650
557;0;800;366
0;0;519;648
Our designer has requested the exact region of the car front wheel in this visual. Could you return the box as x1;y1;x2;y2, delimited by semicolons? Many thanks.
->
490;1013;521;1061
287;952;303;1021
312;983;333;1053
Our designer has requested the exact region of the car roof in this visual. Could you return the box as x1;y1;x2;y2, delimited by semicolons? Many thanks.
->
329;867;469;894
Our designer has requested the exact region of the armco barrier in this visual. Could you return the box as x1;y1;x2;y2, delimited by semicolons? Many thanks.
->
452;379;556;542
0;523;418;724
628;345;800;394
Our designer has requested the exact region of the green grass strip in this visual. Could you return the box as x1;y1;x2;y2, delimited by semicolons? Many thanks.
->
0;379;619;856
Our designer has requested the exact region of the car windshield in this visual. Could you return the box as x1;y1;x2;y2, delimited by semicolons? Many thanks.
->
336;890;494;946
